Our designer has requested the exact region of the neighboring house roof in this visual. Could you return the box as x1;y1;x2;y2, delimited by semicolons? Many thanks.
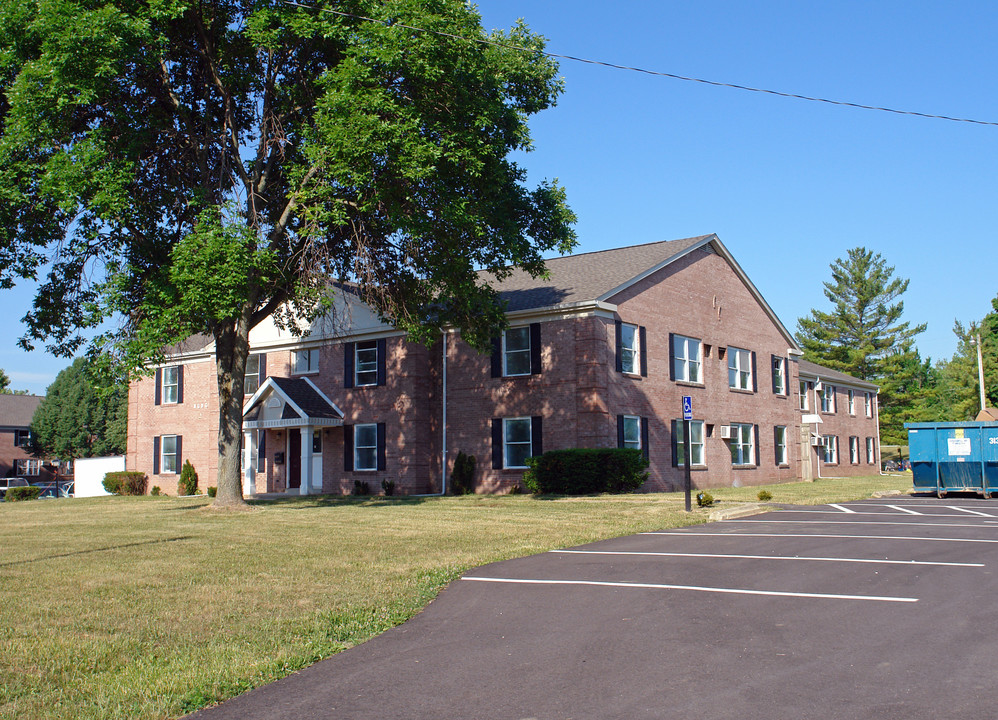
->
798;359;879;392
975;408;998;422
0;394;43;429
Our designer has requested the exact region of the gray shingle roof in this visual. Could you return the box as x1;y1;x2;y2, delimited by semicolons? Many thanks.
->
798;359;879;391
0;394;43;429
482;235;714;312
268;377;343;420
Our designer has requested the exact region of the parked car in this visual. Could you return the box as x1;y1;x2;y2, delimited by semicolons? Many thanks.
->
30;480;74;499
0;477;29;500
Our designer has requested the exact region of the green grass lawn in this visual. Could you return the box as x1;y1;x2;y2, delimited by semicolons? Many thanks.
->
0;474;911;720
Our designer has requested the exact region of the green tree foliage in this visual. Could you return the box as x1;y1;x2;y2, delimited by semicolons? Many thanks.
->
0;367;9;393
796;248;928;442
0;0;576;506
796;248;926;381
930;299;998;421
30;357;127;460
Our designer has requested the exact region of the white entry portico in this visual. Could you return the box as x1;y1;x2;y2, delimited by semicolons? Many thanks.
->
242;376;344;495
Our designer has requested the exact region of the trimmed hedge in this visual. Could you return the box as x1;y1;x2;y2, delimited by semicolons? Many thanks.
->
523;448;649;495
103;471;148;496
5;486;42;502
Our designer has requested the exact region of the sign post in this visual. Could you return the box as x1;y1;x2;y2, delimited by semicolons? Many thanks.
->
682;396;693;512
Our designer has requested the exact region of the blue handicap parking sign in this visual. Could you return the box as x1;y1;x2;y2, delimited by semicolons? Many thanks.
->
682;396;693;420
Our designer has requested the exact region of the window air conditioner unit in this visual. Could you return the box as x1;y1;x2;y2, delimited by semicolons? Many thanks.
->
719;425;733;440
810;434;822;447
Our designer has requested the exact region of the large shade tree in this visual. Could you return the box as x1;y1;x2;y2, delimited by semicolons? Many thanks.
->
0;0;576;506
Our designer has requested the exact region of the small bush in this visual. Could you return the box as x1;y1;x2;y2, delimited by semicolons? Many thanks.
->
381;479;396;496
696;491;715;508
5;486;42;502
757;490;773;502
353;480;371;496
178;460;199;496
104;471;148;496
151;486;161;496
450;452;476;495
523;448;648;495
207;486;217;498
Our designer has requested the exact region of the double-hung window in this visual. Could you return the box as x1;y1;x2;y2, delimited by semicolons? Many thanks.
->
772;356;786;395
162;367;180;404
821;435;838;464
503;417;533;469
161;435;179;474
820;385;836;413
850;436;860;464
354;424;378;471
847;389;855;415
774;426;788;465
14;430;30;447
673;420;705;467
799;381;810;411
620;415;641;450
729;423;755;465
14;458;40;476
620;323;639;375
672;335;702;383
503;327;532;376
866;437;875;464
354;342;379;386
865;392;873;417
244;355;262;396
293;348;319;374
728;347;753;391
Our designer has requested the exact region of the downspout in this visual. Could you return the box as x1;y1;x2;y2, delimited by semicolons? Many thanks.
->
441;328;447;495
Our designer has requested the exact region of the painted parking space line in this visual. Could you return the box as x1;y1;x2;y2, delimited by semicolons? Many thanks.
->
646;531;998;544
948;506;998;518
552;549;983;568
828;503;856;513
886;504;923;515
461;576;919;603
726;519;998;529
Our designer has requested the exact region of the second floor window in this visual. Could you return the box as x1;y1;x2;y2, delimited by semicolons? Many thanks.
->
820;385;836;413
244;355;262;396
772;356;786;395
799;381;810;411
728;348;752;391
672;335;701;383
293;349;319;375
14;429;30;447
354;341;379;386
503;327;532;376
620;323;639;375
865;392;873;417
848;389;855;414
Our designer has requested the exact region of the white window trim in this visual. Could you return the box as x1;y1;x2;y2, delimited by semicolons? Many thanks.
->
728;347;752;391
850;436;860;464
162;366;180;404
866;437;875;464
502;327;532;377
354;341;379;386
821;435;838;464
620;323;640;375
821;385;836;413
621;415;642;451
730;422;755;466
15;458;40;476
673;335;702;384
676;420;706;467
503;417;533;469
292;348;320;375
775;425;788;466
354;423;378;472
161;435;179;475
799;381;810;411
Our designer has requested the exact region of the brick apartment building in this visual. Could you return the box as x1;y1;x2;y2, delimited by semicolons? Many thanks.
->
126;234;881;495
0;394;48;480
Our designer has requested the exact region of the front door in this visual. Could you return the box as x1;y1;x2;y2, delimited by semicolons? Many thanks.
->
288;428;301;489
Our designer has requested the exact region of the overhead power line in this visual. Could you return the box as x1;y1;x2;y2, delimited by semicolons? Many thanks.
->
284;1;998;128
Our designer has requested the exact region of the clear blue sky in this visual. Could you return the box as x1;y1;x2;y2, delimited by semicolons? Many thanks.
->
2;0;996;395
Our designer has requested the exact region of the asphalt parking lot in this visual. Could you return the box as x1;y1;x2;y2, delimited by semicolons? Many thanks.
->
191;496;998;720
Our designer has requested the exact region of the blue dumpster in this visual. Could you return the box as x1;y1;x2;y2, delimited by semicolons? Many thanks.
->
906;422;998;498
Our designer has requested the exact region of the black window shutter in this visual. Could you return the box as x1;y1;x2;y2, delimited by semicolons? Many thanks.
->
344;342;355;388
258;430;266;465
639;326;648;377
377;423;386;471
490;336;502;378
754;425;759;467
750;352;757;393
531;416;543;458
669;333;676;381
641;417;650;460
176;435;183;470
154;369;161;405
491;419;503;469
530;323;542;375
176;366;184;404
614;320;623;373
259;353;267;385
377;338;387;386
670;420;678;467
153;436;160;474
343;425;354;471
616;415;625;448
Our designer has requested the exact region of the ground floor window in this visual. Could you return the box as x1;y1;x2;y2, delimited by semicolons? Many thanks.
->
673;420;705;467
14;458;40;476
849;436;860;464
154;434;181;474
866;437;875;464
354;423;378;471
619;415;641;451
774;426;788;465
821;435;838;464
503;417;533;469
729;423;755;465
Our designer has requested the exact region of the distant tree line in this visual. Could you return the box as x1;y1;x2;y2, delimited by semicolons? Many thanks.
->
797;247;996;445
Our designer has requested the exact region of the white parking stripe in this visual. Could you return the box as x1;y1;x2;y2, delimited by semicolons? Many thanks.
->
828;504;856;513
461;576;919;603
727;519;996;529
948;506;997;518
646;531;998;544
887;505;923;515
552;549;983;568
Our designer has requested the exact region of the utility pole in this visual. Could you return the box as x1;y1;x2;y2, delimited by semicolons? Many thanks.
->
975;332;986;414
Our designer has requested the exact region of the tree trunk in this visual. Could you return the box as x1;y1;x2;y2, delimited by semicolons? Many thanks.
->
212;309;252;508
